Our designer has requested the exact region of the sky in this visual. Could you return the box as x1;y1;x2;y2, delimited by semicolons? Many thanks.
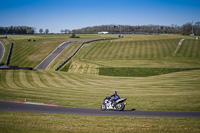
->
0;0;200;33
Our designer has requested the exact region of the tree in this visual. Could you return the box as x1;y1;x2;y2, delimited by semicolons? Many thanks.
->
64;29;71;34
39;28;43;34
60;30;64;34
181;22;192;35
194;22;200;35
45;29;49;34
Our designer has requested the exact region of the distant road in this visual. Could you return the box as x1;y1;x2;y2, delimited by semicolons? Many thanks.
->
0;41;5;61
35;40;86;69
1;101;200;118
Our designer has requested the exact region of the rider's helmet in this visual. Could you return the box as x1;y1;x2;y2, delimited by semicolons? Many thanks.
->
114;91;117;94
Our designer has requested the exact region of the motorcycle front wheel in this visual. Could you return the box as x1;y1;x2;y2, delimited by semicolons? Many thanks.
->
101;103;106;111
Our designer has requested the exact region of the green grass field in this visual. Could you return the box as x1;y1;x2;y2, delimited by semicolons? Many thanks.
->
0;111;199;133
64;35;200;76
0;34;200;132
0;34;118;68
0;69;200;111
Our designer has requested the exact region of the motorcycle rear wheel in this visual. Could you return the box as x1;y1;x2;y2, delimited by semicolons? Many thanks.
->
116;103;125;111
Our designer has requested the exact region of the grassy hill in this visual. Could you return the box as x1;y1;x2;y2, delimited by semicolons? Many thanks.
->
0;34;199;111
0;34;118;68
0;69;200;111
62;35;200;76
0;34;200;132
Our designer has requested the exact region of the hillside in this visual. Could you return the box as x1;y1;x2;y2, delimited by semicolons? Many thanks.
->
62;35;200;76
0;69;200;111
0;34;199;111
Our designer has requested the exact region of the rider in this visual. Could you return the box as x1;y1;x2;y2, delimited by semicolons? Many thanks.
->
110;91;120;107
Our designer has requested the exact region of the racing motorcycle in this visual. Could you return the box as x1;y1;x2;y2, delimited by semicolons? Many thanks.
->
101;96;127;111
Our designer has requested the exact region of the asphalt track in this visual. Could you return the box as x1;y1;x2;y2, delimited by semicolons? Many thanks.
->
0;101;200;118
35;40;86;69
0;41;5;61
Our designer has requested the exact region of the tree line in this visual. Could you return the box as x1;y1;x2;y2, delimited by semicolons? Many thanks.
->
0;26;35;34
1;22;200;35
72;22;200;35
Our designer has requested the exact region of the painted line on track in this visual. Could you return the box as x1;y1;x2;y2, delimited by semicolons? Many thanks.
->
4;100;59;107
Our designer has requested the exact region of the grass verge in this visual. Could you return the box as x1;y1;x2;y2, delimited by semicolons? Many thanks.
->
0;111;199;133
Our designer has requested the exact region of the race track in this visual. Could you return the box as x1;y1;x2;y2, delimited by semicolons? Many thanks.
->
35;40;86;69
0;101;200;118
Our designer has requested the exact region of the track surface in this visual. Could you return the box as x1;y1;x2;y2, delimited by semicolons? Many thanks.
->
0;101;200;118
35;40;86;69
0;41;5;61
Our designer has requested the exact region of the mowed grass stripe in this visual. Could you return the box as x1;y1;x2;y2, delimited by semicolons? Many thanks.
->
110;42;119;59
94;42;107;59
126;42;133;59
163;40;173;56
180;40;190;57
13;70;27;88
38;71;60;87
185;40;193;57
143;41;148;59
155;41;161;59
114;42;122;59
147;41;153;58
6;71;20;88
0;71;9;88
189;40;197;57
115;41;124;59
196;40;200;57
69;75;91;86
86;42;101;59
130;41;134;58
133;41;139;58
11;40;34;66
159;40;167;57
50;72;74;87
25;70;40;88
124;42;130;59
89;42;102;59
150;41;156;58
192;40;200;58
54;72;77;87
31;71;48;88
103;42;116;59
97;42;109;59
61;66;90;86
43;72;63;88
142;41;147;59
100;42;110;59
19;70;34;88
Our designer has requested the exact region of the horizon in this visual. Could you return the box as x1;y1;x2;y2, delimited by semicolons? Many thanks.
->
0;0;200;33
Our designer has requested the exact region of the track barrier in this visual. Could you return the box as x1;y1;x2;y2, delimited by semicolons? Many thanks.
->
6;43;13;65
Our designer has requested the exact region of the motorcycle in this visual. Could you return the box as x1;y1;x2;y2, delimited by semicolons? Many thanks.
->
101;96;127;111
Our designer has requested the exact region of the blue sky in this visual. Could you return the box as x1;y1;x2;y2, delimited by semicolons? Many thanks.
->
0;0;199;33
